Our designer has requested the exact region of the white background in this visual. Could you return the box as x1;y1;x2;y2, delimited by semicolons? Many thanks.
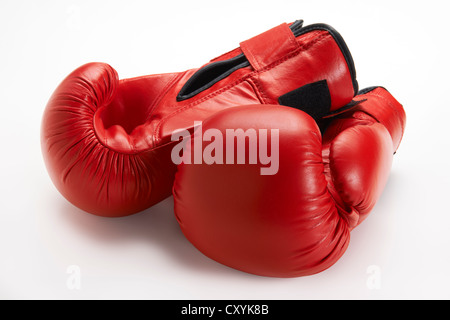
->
1;0;449;300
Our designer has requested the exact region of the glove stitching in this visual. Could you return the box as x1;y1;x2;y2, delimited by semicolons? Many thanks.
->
245;77;266;104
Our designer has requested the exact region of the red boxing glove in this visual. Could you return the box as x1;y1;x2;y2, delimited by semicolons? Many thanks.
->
41;20;358;217
173;87;406;277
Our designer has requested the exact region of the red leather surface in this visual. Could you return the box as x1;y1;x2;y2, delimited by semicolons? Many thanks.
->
41;64;178;216
173;87;406;277
42;21;356;217
353;88;406;151
239;23;298;70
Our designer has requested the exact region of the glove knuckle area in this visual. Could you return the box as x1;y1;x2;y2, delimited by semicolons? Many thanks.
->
173;105;350;277
41;63;166;217
329;122;394;221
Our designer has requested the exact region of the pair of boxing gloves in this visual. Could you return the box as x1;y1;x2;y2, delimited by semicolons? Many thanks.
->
41;20;406;277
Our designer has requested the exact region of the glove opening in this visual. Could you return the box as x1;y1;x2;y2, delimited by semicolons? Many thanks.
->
176;54;249;101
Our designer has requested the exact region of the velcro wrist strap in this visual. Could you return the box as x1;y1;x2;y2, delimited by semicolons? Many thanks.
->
239;23;299;71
